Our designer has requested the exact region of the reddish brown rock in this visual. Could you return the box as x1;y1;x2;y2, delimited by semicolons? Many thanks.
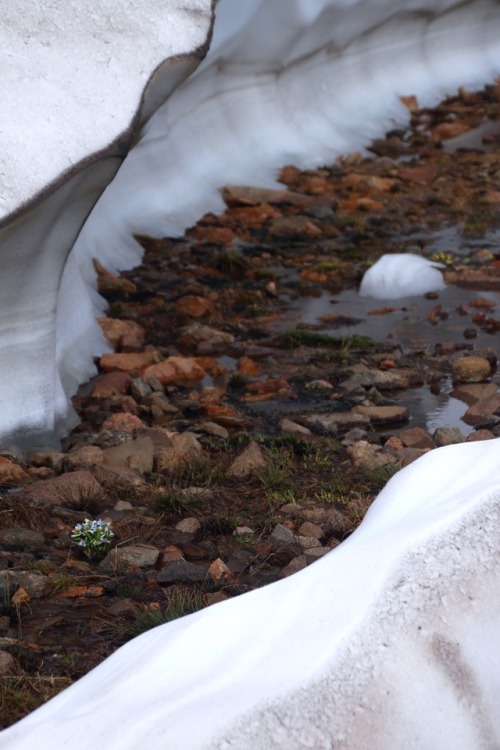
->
143;357;206;385
101;413;145;432
0;457;29;485
208;558;233;583
92;371;132;397
98;318;146;352
397;427;435;450
174;295;212;318
352;405;409;424
237;356;262;377
100;351;158;374
26;470;105;508
226;441;267;479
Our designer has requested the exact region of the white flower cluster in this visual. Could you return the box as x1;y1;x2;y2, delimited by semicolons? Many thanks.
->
71;518;114;559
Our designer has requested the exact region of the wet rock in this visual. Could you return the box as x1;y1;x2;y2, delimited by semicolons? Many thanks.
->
99;544;159;573
452;383;497;405
452;356;491;384
397;427;435;450
349;366;424;390
463;392;500;426
466;429;495;441
304;412;370;433
433;427;465;447
226;441;267;479
352;404;409;424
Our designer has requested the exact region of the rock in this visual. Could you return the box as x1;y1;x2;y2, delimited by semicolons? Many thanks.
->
64;446;104;470
101;413;145;432
0;571;48;599
0;651;21;676
0;528;44;548
397;427;435;450
175;296;212;317
130;377;153;402
29;452;66;473
0;457;29;485
26;470;104;508
463;392;500;426
156;560;208;584
98;318;146;351
99;544;159;573
304;412;370;433
346;440;398;472
208;558;233;582
226;441;267;478
280;555;307;578
433;427;465;447
102;436;154;475
349;366;424;390
466;429;495;442
279;418;312;436
92;371;132;398
237;356;262;376
352;404;409;424
271;524;295;545
178;487;214;503
298;522;324;540
195;421;229;439
143;357;206;385
156;432;207;475
90;464;147;491
452;382;497;406
452;356;491;383
304;547;330;564
297;536;322;550
99;351;158;374
175;518;202;535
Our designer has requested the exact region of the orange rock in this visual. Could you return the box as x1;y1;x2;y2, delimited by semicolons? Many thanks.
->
59;585;105;598
92;371;132;397
100;351;158;373
93;259;136;295
397;164;437;184
143;356;206;385
191;225;236;245
195;357;227;378
208;558;233;582
101;413;145;432
430;121;470;142
0;457;29;485
300;269;328;284
201;404;242;419
237;356;262;377
245;378;291;394
98;318;146;352
379;359;397;370
400;95;419;113
229;203;280;226
174;296;212;318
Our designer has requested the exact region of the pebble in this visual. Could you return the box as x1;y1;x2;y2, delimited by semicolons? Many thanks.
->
175;518;202;535
433;427;465;447
99;545;160;573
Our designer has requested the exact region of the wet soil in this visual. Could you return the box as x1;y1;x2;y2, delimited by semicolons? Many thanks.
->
1;84;500;729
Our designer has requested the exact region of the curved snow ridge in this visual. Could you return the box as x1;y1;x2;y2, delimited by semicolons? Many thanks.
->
2;439;500;748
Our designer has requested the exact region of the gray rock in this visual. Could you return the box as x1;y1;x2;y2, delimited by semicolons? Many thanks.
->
226;441;267;478
0;527;44;548
280;555;307;578
278;418;312;436
349;366;424;390
130;377;153;402
305;412;370;433
156;432;206;474
156;560;208;584
298;522;324;540
99;544;159;573
102;436;154;474
304;547;330;564
0;571;48;600
175;518;202;534
0;650;21;675
271;523;295;545
433;427;465;446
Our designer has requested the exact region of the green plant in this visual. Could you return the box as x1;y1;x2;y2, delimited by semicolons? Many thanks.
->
71;519;114;560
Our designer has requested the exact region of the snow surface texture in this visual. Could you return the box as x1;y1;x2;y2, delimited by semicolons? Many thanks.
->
3;438;500;749
2;0;500;451
0;1;212;453
359;253;446;298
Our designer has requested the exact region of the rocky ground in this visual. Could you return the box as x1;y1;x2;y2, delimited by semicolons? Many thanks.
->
1;84;500;728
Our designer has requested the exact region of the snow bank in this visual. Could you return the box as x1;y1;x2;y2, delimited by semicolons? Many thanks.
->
359;254;446;299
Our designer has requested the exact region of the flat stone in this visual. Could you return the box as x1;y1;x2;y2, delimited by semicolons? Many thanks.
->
99;544;159;573
397;427;435;450
99;351;158;373
304;412;370;433
98;318;146;352
271;523;295;545
102;436;154;475
279;418;312;436
178;323;234;347
195;421;229;439
466;429;496;441
452;356;491;384
452;382;497;406
298;522;324;540
349;366;424;390
352;404;409;424
92;371;132;398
